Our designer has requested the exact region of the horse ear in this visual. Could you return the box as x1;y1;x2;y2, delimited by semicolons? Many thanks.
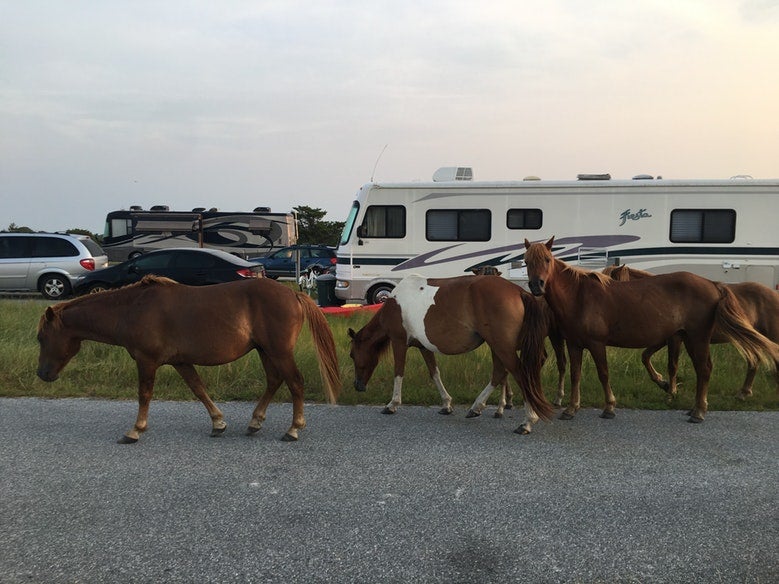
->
545;236;555;250
44;307;55;322
348;328;356;339
524;238;531;250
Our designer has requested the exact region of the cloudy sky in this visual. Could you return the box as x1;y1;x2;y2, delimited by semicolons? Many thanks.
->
2;0;778;234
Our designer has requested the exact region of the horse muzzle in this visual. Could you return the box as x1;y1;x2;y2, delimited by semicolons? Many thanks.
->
528;279;545;297
36;368;58;382
353;379;367;392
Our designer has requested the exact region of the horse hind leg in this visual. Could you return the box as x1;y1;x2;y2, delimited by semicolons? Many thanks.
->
736;364;756;400
248;352;285;437
174;364;226;437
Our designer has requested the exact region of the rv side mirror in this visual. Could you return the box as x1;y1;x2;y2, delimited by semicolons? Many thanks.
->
356;225;365;239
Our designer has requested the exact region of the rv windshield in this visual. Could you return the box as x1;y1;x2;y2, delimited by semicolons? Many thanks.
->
339;202;360;246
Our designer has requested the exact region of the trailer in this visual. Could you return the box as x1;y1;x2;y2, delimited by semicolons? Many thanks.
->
101;207;297;262
334;168;779;304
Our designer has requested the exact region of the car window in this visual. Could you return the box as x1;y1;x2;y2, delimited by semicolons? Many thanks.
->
312;249;332;259
134;253;172;269
172;252;217;268
32;237;79;258
80;239;105;256
0;237;32;259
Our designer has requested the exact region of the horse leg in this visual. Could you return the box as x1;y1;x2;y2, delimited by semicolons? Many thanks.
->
247;351;285;436
382;340;408;414
561;343;583;420
467;352;507;418
589;344;617;419
173;364;226;437
495;378;512;418
550;334;567;408
420;349;452;415
642;344;666;390
684;339;713;423
736;363;756;400
665;336;682;396
119;363;157;444
275;356;307;441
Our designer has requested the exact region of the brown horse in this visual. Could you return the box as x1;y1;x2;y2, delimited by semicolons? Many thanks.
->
37;275;341;443
524;237;779;423
603;264;779;398
348;274;554;434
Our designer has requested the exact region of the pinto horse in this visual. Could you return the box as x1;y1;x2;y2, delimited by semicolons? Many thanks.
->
37;275;341;443
524;237;779;423
348;274;554;434
603;264;779;398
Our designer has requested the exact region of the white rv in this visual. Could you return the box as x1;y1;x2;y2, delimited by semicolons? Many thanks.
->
334;168;779;304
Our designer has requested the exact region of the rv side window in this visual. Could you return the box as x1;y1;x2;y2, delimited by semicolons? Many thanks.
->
426;209;491;241
670;209;736;243
507;208;543;230
110;219;132;238
361;205;406;238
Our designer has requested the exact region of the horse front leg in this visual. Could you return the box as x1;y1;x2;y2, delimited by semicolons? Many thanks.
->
419;349;452;415
382;341;408;414
561;343;583;420
550;333;567;407
173;364;226;437
120;362;158;444
590;344;616;419
736;363;756;400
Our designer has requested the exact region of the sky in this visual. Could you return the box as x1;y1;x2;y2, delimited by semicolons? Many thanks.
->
2;0;778;234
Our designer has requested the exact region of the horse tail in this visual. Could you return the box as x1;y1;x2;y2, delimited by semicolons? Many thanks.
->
517;292;555;421
296;293;341;404
714;284;779;371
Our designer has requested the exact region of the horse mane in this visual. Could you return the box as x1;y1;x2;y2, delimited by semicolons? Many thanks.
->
523;242;611;288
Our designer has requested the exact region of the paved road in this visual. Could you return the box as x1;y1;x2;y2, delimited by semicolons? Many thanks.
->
1;398;776;583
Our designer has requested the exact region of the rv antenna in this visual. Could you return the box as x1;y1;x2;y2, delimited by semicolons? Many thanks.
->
370;144;388;182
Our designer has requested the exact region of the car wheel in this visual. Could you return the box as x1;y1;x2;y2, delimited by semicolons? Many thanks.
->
368;283;394;304
40;275;72;300
87;283;110;294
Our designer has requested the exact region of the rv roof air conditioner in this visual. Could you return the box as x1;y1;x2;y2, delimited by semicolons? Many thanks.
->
433;167;473;182
150;205;170;211
577;173;611;181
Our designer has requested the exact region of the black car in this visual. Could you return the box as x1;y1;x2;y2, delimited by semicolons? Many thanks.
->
252;244;337;279
74;248;265;294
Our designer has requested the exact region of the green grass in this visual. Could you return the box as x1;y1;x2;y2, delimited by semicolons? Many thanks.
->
4;295;777;412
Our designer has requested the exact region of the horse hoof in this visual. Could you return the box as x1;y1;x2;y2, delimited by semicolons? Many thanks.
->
559;411;575;421
117;435;138;444
281;432;298;442
465;409;481;419
493;411;503;419
687;416;704;424
438;407;453;415
600;410;616;419
246;426;261;435
504;403;514;410
210;427;226;437
513;424;530;435
381;407;396;415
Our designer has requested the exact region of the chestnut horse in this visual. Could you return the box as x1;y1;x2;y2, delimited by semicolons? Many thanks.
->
603;264;779;398
524;237;779;423
37;275;341;443
348;274;554;434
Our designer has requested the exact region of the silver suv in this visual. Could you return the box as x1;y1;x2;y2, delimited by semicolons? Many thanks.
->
0;233;108;300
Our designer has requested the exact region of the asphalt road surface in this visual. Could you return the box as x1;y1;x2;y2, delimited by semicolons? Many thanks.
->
1;398;776;583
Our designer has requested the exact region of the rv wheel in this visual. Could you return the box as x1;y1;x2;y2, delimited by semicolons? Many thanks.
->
368;283;394;305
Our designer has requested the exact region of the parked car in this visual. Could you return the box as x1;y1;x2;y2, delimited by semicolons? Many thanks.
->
73;248;264;294
252;244;337;279
0;232;108;300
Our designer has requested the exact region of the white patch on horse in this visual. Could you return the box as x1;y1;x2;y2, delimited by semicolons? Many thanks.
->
391;275;440;352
